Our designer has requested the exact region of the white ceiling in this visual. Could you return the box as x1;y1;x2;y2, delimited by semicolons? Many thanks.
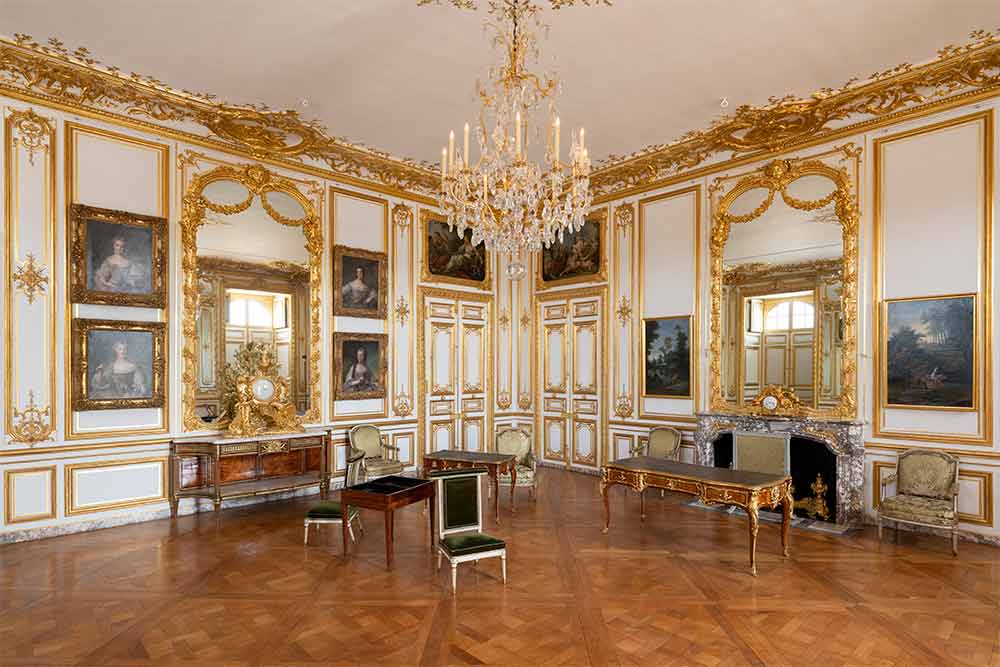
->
3;1;999;166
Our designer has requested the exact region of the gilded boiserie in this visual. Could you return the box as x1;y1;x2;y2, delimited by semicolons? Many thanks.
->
592;29;1000;197
708;155;860;420
180;162;324;431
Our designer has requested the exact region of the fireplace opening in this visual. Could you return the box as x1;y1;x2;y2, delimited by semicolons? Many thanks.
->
713;434;838;523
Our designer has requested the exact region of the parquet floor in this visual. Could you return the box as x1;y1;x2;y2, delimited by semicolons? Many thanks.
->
2;467;1000;666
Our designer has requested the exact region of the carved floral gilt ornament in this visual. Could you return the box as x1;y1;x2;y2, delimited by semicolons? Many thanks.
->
8;107;52;165
613;393;633;418
12;253;48;304
9;390;53;445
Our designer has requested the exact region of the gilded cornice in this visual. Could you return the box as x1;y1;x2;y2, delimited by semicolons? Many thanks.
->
0;34;440;194
592;29;1000;197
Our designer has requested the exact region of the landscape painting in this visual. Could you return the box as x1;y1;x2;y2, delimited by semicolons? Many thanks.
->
644;315;692;398
885;295;975;409
424;215;488;286
541;212;604;285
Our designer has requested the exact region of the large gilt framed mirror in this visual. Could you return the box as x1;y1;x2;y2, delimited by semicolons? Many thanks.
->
180;163;322;431
709;155;859;420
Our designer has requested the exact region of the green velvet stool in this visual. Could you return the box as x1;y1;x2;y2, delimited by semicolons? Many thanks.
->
428;467;507;594
304;448;365;545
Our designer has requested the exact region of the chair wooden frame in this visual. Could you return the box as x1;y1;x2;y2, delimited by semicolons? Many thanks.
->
629;426;683;502
876;448;960;556
495;427;538;502
349;423;402;481
304;449;365;544
431;468;507;594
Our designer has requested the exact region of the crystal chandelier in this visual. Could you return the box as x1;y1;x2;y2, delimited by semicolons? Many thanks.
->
438;0;592;278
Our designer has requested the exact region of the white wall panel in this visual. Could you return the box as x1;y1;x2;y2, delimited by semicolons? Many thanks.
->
332;190;387;251
880;120;983;299
65;458;166;515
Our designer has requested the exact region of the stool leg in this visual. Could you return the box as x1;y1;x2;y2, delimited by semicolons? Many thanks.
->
303;522;309;545
501;555;507;584
451;564;458;595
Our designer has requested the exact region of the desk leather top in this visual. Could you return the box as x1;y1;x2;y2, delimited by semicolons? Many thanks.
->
605;456;790;489
423;450;516;464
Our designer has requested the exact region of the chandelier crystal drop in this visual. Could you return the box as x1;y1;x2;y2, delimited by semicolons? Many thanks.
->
438;0;592;277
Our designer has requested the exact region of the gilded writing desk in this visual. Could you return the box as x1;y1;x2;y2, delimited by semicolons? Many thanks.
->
422;450;517;522
601;456;793;576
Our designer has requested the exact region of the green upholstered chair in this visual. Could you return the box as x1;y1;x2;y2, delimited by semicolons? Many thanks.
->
350;424;404;481
877;448;960;555
304;448;365;545
495;428;537;504
429;467;506;594
630;426;683;498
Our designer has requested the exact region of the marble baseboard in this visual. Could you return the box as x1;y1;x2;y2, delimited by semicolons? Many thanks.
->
0;480;347;545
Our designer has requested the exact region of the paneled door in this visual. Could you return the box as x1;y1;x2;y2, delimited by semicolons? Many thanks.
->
420;289;492;463
538;290;604;471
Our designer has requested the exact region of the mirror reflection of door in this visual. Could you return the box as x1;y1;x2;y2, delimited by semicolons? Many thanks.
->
719;175;845;408
192;179;313;424
741;291;817;406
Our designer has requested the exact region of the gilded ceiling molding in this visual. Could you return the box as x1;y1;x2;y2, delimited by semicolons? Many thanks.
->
0;34;439;194
592;29;1000;197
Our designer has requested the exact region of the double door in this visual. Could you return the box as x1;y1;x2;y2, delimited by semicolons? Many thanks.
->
538;291;604;471
421;289;491;458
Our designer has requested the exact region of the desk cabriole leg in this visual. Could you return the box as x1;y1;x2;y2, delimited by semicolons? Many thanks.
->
747;500;760;577
509;463;517;514
600;479;610;534
493;471;501;523
781;486;792;558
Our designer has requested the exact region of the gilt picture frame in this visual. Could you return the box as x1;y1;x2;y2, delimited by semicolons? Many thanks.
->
643;315;693;399
69;204;168;308
333;332;388;401
538;208;607;288
333;244;388;319
882;294;976;411
71;318;167;411
421;209;490;289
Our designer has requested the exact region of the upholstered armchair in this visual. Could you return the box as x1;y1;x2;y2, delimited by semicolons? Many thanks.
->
496;428;538;505
877;448;960;555
629;426;682;461
629;426;682;500
304;447;364;544
349;424;404;481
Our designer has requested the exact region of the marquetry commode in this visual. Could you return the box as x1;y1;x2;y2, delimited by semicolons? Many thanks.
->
169;430;330;515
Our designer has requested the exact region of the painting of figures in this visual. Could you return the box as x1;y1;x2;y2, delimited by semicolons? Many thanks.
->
424;216;488;286
885;295;975;408
541;212;604;285
643;315;692;398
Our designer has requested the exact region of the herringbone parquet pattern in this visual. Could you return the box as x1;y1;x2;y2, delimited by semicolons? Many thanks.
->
1;467;998;666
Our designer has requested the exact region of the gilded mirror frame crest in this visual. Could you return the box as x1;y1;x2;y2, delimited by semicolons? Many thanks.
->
708;156;859;420
180;163;323;431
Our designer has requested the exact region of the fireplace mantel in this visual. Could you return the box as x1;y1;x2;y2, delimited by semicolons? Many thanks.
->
694;412;865;526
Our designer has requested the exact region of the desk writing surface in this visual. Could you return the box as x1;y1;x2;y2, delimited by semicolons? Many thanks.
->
345;475;431;496
424;450;515;464
606;456;789;489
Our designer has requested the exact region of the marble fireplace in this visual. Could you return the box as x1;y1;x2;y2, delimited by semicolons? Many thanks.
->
695;412;865;527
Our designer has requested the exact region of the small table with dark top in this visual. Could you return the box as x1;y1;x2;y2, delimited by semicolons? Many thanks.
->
601;456;793;576
422;450;517;522
340;475;436;569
